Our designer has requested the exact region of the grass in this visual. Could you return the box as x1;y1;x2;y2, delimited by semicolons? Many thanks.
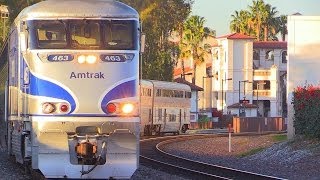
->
237;147;265;158
272;134;287;142
237;134;288;158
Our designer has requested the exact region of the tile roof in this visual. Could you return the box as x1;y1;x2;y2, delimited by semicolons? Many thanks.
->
253;41;287;49
173;67;192;76
217;33;256;40
174;78;203;91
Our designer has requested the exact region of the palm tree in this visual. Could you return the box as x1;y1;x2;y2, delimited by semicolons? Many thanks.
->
262;3;279;41
229;0;283;41
277;15;287;41
248;0;266;41
178;35;192;79
230;10;251;35
182;15;210;84
204;27;216;37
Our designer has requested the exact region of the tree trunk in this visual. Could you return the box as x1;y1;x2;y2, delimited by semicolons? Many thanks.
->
264;26;268;41
180;28;186;79
192;62;197;84
181;59;185;79
282;30;286;41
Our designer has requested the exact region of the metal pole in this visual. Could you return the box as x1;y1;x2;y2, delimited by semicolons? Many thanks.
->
203;77;205;110
257;84;259;116
228;124;232;152
2;17;5;42
238;81;240;116
221;79;223;113
243;81;246;100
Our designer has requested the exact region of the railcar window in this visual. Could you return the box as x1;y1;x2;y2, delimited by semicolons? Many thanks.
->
156;89;161;97
169;114;176;122
141;88;152;97
148;109;152;122
158;109;162;122
185;91;191;98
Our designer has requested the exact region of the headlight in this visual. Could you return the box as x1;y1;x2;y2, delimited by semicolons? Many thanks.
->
77;55;97;64
121;103;134;114
105;102;138;115
41;102;70;114
77;55;86;64
86;55;97;64
42;102;56;114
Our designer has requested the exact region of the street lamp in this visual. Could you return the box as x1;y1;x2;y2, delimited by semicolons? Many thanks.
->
221;78;232;113
203;75;214;110
238;80;251;116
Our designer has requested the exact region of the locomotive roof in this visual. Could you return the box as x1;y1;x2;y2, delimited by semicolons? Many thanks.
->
16;0;139;20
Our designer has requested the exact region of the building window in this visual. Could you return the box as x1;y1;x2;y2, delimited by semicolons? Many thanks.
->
213;49;219;60
265;50;274;60
253;81;267;90
282;51;287;63
253;50;260;60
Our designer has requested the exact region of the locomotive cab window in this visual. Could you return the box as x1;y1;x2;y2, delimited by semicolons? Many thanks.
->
28;19;138;50
104;20;136;50
29;20;67;49
70;21;100;49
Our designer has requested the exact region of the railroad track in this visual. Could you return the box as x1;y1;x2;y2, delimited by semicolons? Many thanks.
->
140;135;286;180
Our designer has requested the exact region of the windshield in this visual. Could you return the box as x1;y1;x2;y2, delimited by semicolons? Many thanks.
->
28;20;138;50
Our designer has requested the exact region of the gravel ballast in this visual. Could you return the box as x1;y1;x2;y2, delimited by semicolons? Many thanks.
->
1;134;320;179
160;134;320;179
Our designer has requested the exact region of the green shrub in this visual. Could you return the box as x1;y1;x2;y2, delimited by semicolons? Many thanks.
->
293;85;320;138
198;116;210;123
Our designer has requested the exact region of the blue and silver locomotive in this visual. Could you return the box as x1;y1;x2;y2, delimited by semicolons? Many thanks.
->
0;0;141;179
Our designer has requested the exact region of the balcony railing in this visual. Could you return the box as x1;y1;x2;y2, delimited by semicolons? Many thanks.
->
253;90;271;97
253;70;271;76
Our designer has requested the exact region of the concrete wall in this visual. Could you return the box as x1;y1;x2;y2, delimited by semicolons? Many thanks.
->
287;16;320;138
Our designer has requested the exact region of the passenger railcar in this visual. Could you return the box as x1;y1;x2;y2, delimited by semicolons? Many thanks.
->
140;80;191;136
0;0;141;179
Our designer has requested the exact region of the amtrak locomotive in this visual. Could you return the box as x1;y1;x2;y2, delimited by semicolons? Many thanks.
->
0;0;141;179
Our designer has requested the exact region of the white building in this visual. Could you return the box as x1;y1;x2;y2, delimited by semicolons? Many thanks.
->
287;16;320;138
174;33;287;118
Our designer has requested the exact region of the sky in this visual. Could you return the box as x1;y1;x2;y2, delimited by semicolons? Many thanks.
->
192;0;320;36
